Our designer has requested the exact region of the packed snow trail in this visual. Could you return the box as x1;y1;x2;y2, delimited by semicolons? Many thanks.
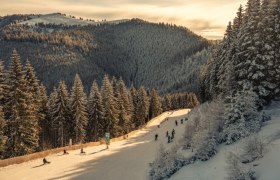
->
170;101;280;180
0;109;190;180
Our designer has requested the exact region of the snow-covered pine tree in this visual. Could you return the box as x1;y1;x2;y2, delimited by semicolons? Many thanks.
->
130;85;138;129
236;0;263;100
216;22;236;97
171;94;179;110
223;84;262;144
0;106;6;157
0;61;8;107
116;78;132;134
134;86;149;127
273;0;280;97
115;87;129;136
187;93;199;108
4;49;39;157
162;94;171;112
50;81;70;147
118;78;132;123
37;84;50;150
87;81;104;142
256;0;278;101
47;87;58;147
149;89;162;118
101;75;119;137
69;74;88;144
24;60;47;150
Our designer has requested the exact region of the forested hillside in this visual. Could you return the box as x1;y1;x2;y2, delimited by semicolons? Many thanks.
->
0;13;210;94
0;50;200;159
200;0;280;103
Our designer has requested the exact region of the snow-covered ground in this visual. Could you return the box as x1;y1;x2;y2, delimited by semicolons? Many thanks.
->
0;109;190;180
170;101;280;180
19;13;129;26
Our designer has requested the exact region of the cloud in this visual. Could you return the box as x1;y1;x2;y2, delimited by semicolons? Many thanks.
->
0;0;247;39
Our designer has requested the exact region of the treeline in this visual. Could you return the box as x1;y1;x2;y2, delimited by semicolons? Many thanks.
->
0;50;199;159
200;0;280;104
0;25;95;54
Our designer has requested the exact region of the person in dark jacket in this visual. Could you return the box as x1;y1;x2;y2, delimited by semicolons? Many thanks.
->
155;134;158;141
81;148;86;154
43;157;50;164
63;149;69;155
168;135;171;143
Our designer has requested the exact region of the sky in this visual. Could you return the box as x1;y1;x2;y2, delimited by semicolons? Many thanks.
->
0;0;247;39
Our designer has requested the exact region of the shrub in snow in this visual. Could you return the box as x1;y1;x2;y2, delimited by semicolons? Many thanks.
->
182;101;224;159
226;152;256;180
222;87;263;144
149;144;185;180
241;134;266;163
192;130;218;161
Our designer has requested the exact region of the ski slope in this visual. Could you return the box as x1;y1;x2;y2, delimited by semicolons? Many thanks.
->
170;101;280;180
0;109;190;180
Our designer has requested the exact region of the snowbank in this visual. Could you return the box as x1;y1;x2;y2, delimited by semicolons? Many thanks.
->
170;101;280;180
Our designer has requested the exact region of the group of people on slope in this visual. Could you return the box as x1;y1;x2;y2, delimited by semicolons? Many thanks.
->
42;148;86;165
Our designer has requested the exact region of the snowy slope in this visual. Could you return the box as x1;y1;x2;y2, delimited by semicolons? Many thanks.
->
170;101;280;180
19;13;129;26
0;109;190;180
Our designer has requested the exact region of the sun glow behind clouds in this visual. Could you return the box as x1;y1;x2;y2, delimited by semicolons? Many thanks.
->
0;0;247;39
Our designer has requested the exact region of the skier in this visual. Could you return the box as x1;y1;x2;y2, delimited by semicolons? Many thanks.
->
166;131;169;137
181;119;183;124
168;135;171;143
43;157;50;165
80;148;86;154
63;149;69;155
158;125;160;128
172;129;175;136
171;132;174;140
175;120;178;126
155;133;158;141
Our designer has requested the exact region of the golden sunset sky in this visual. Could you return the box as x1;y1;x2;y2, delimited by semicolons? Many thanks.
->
0;0;247;39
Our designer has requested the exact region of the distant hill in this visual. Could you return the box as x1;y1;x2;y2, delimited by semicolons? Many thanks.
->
0;13;211;94
18;13;129;26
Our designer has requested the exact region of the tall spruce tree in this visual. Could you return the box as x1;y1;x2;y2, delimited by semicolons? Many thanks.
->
87;81;104;142
273;0;280;97
149;89;162;118
0;106;6;157
69;74;88;144
134;86;149;127
24;60;48;149
101;75;119;137
130;86;138;129
37;84;50;149
51;81;70;147
4;49;39;157
47;87;58;147
117;78;132;133
0;61;8;107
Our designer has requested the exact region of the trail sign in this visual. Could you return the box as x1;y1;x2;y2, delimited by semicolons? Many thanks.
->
105;133;110;145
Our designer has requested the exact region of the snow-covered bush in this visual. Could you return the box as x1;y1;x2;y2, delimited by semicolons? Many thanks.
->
223;87;263;144
149;145;185;180
241;134;266;163
181;100;225;160
226;152;256;180
192;130;217;161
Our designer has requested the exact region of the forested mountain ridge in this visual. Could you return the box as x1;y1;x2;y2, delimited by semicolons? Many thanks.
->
0;13;210;94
